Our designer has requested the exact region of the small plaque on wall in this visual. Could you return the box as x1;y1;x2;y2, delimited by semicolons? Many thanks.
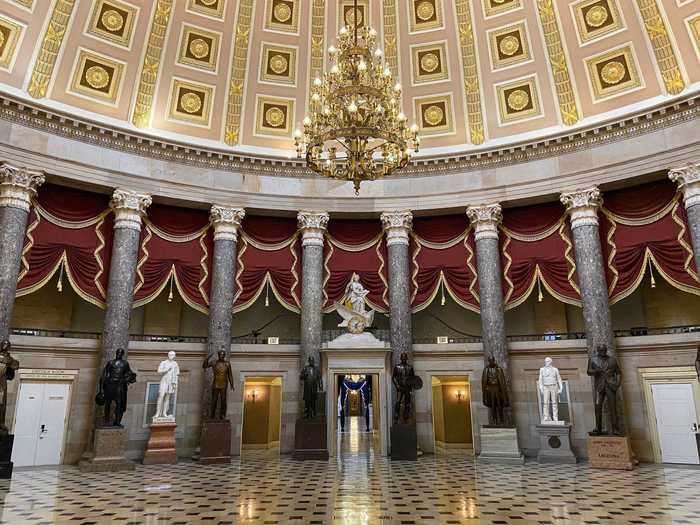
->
267;337;279;345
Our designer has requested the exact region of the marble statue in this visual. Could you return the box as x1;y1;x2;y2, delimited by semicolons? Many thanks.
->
0;340;19;434
97;348;137;427
337;273;375;333
203;350;234;420
482;355;509;427
300;356;322;419
392;352;422;424
154;351;180;421
587;344;622;436
538;357;564;424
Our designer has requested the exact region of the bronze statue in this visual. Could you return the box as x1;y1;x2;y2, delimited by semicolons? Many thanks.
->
482;355;509;427
203;350;234;420
392;352;422;424
587;344;622;436
300;356;322;419
96;348;136;427
0;340;19;433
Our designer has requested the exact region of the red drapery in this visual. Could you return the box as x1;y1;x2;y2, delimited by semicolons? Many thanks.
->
600;180;699;303
234;216;301;312
324;219;388;313
17;184;112;307
411;215;479;312
500;201;580;308
133;204;212;312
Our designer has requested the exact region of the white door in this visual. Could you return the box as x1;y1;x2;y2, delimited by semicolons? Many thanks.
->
652;383;700;464
11;382;71;467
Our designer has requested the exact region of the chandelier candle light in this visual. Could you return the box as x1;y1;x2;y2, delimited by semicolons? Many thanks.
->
294;0;420;195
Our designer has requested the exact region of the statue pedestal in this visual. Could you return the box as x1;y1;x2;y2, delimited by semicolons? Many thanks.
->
477;426;524;464
0;433;14;479
293;418;329;460
143;419;177;465
79;427;135;472
587;435;634;470
390;423;417;461
200;419;232;464
536;423;577;464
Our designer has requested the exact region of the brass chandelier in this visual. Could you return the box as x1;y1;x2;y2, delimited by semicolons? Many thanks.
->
294;0;420;195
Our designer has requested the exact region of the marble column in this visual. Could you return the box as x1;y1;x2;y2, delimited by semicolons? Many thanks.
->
380;211;413;365
202;206;245;419
669;164;700;275
560;187;615;356
100;190;152;366
0;164;44;341
297;211;329;368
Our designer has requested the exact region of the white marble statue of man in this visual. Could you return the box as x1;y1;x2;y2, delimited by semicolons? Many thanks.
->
155;351;180;420
538;357;563;423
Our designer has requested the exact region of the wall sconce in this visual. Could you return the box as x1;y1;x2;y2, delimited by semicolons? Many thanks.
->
456;390;465;401
248;389;258;403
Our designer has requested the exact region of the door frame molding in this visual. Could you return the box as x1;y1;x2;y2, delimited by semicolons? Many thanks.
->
12;368;79;465
639;366;700;463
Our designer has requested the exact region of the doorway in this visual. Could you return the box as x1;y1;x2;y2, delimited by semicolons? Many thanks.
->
431;376;473;455
641;366;700;464
240;377;283;455
336;374;379;456
12;381;72;467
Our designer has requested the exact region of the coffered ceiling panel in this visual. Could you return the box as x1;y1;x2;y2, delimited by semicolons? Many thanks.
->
0;0;697;157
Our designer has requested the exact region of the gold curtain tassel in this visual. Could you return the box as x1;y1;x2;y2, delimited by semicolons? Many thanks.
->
56;258;64;293
168;272;174;302
440;278;446;306
537;273;543;302
648;258;656;289
265;279;270;307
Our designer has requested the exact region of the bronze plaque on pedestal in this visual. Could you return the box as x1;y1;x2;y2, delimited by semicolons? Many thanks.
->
587;435;634;470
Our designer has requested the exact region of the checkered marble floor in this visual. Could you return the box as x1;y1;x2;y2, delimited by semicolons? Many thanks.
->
1;453;699;525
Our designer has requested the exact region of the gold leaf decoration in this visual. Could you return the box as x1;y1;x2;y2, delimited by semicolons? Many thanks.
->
224;0;254;145
456;0;485;144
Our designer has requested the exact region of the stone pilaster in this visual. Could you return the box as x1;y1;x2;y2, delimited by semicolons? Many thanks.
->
297;211;329;368
466;204;509;370
202;206;244;418
380;210;413;365
0;164;44;341
669;164;700;275
100;189;152;364
560;187;615;356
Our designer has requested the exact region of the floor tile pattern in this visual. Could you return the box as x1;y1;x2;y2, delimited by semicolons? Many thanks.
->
1;452;699;524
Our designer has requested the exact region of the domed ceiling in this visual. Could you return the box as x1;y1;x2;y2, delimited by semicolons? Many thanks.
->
0;0;699;159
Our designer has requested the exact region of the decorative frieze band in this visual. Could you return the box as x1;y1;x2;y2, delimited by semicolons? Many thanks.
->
466;204;502;241
210;206;245;241
110;189;152;231
297;210;329;247
381;210;412;246
456;0;485;145
560;187;603;229
0;164;45;211
669;164;700;210
382;0;400;79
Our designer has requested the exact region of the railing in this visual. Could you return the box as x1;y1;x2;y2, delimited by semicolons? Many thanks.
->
506;331;586;342
412;335;481;344
612;325;700;337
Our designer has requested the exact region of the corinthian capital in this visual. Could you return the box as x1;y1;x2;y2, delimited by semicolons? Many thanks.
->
669;164;700;210
110;189;152;231
0;163;45;211
210;205;245;241
297;210;329;247
466;204;502;241
381;210;412;246
560;187;602;229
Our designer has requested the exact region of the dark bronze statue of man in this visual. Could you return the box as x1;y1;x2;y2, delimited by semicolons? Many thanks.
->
203;350;234;420
0;340;19;433
587;344;622;435
392;352;422;424
97;348;137;427
482;355;509;426
300;356;322;419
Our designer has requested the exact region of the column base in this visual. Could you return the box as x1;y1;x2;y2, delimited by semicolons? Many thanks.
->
0;433;14;479
587;435;634;470
390;423;417;461
293;418;329;460
477;426;525;464
200;420;232;464
143;420;177;465
536;423;577;464
79;427;135;472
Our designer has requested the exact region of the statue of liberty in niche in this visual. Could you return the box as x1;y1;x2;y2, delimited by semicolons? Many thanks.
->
336;272;375;334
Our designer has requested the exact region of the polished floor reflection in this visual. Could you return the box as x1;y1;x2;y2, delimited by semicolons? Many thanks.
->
338;415;377;456
1;455;699;524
